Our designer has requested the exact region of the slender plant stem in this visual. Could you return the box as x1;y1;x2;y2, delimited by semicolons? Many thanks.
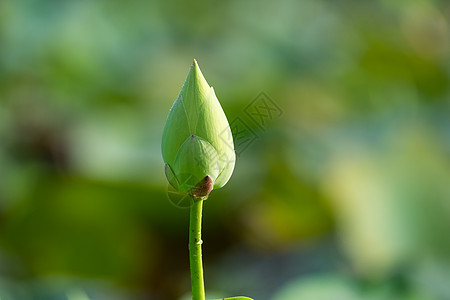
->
189;197;205;300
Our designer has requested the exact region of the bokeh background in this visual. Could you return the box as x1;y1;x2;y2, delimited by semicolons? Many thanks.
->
1;0;450;299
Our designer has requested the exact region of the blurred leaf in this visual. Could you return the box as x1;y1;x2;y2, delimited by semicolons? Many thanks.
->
272;275;361;300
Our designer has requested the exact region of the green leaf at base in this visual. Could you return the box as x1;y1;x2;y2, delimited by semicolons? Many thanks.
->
212;297;254;300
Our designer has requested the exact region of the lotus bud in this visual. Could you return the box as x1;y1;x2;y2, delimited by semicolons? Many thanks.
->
161;60;235;200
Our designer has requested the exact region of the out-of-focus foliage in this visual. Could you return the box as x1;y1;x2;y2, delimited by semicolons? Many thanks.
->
1;0;450;299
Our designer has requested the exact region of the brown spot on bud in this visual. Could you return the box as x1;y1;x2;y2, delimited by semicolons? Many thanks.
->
189;175;213;200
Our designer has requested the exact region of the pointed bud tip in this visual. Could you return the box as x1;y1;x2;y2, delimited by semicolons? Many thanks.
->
192;59;201;73
187;59;209;89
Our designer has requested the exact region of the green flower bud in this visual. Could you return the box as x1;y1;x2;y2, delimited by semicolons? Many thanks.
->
161;59;235;199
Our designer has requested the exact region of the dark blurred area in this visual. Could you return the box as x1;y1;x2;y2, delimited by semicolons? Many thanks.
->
1;0;450;299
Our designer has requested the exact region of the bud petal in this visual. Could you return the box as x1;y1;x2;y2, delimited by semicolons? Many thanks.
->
172;134;220;193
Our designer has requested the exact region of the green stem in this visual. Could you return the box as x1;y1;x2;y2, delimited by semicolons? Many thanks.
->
189;197;205;300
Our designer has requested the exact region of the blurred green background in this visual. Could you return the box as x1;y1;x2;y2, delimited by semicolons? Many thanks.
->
1;0;450;299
